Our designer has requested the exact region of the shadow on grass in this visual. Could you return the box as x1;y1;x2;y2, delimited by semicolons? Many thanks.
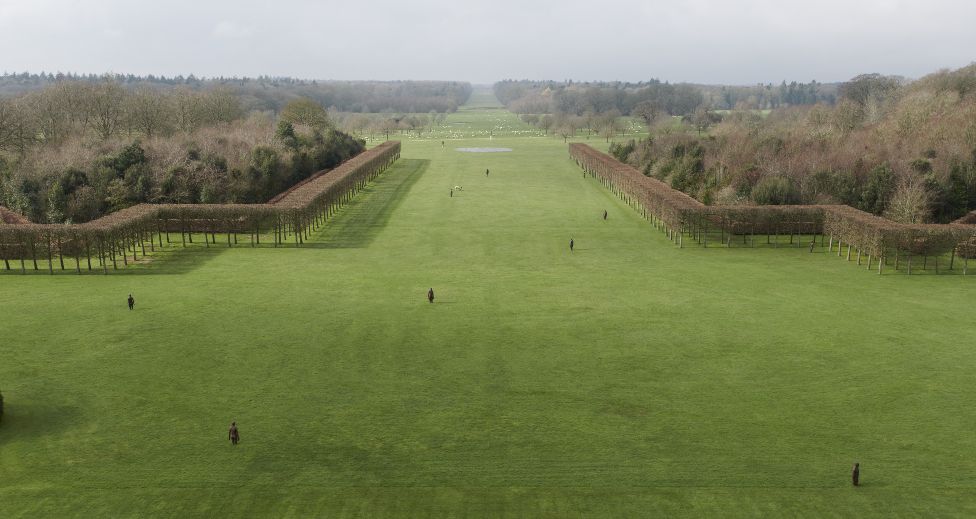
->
0;402;81;446
116;245;229;275
0;160;427;275
0;244;228;277
307;159;428;249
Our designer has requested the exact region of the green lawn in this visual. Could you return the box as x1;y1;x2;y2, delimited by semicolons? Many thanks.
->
2;92;975;517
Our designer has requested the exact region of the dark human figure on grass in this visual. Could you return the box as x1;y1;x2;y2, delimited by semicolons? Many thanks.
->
570;238;574;252
809;240;816;253
603;210;608;220
229;422;240;445
428;288;435;303
486;168;490;176
127;294;135;310
852;462;859;486
450;189;453;198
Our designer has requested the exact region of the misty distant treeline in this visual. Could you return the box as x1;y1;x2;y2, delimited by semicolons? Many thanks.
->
493;79;838;117
0;73;473;114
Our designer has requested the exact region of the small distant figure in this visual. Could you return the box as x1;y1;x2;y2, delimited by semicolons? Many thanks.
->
229;422;240;445
603;210;608;220
851;462;860;486
809;240;816;253
486;168;490;176
450;189;453;197
570;238;574;252
427;288;435;304
127;294;135;310
441;141;445;147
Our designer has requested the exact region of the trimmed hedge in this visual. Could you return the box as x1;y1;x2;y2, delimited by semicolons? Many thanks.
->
0;142;401;273
571;143;976;272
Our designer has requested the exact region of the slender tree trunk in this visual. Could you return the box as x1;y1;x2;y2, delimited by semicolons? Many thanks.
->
46;234;53;274
57;237;65;271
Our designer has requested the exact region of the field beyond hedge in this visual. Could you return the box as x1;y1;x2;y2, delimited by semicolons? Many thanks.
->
1;91;975;518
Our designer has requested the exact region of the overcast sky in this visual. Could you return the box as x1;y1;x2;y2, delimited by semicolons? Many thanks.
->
0;0;973;85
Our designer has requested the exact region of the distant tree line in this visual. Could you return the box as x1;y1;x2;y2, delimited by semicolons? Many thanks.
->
0;73;473;114
608;65;976;223
702;81;838;110
493;78;837;118
334;112;450;141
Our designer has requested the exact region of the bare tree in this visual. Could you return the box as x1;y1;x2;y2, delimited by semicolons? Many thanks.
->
199;88;241;125
86;81;128;139
0;98;34;153
538;114;554;135
129;87;171;137
25;88;69;143
280;97;330;129
557;125;573;143
173;87;202;133
632;100;662;129
885;175;931;223
598;109;622;142
54;81;93;130
690;107;719;136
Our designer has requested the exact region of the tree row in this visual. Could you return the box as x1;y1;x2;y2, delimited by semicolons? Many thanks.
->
0;142;401;274
571;143;976;275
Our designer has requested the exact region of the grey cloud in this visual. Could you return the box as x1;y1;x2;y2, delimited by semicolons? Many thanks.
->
0;0;972;84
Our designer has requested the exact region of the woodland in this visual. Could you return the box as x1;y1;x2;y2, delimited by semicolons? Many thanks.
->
0;78;470;223
497;65;976;224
